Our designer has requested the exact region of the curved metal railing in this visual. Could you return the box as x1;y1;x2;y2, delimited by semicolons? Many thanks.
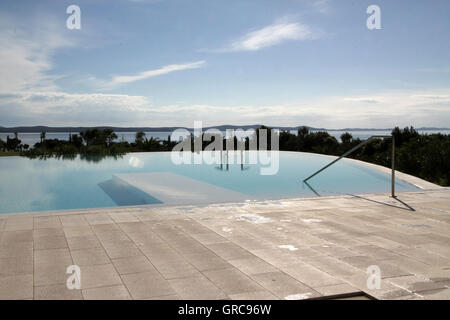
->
303;135;396;197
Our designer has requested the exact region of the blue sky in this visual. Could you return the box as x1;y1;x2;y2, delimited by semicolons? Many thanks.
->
0;0;449;128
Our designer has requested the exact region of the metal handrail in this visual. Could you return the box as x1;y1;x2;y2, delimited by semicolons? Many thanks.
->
303;135;396;197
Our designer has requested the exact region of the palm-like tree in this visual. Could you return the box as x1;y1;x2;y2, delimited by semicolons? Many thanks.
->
135;131;146;144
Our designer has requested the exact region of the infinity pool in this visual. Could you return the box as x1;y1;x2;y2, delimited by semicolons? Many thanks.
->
0;151;419;214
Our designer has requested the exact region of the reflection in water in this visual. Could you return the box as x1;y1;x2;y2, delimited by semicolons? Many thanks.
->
23;153;125;163
303;181;321;197
215;150;250;172
128;156;144;168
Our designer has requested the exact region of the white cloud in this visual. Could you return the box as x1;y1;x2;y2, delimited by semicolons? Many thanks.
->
310;0;332;14
219;21;319;52
0;91;151;126
0;14;75;92
343;97;380;104
1;89;449;128
98;61;206;89
411;94;450;100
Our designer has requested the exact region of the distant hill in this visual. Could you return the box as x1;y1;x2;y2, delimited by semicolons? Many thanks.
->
0;125;448;133
0;125;316;133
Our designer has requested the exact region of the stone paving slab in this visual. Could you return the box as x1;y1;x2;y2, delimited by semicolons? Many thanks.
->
0;188;449;300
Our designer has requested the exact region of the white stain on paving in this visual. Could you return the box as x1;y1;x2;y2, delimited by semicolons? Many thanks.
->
229;213;273;224
284;293;313;300
278;245;299;251
302;218;322;223
222;227;233;233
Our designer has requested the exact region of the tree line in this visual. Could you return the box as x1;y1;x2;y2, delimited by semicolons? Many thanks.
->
0;126;448;186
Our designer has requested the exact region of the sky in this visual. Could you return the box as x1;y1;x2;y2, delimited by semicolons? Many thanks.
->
0;0;449;129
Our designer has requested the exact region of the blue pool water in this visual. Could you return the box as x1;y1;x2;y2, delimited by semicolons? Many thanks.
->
0;151;419;214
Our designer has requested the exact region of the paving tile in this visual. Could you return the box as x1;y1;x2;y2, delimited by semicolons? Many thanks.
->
351;245;402;260
151;258;200;280
206;242;254;261
34;235;68;250
190;232;231;245
34;263;71;286
250;271;320;300
340;256;411;278
170;219;213;234
34;284;82;300
0;240;33;258
387;275;448;293
84;213;114;225
95;230;130;243
1;230;33;243
33;228;65;238
314;283;360;296
122;271;175;299
66;235;102;250
35;248;72;266
80;264;123;290
34;216;62;229
303;255;362;277
227;235;273;251
419;242;450;258
420;288;450;300
162;234;209;254
4;218;33;231
280;262;343;287
397;247;450;267
102;240;143;259
118;222;152;234
311;244;357;258
71;248;110;266
382;256;431;275
0;255;33;276
168;275;227;299
60;215;89;227
182;251;231;272
0;274;33;299
109;212;139;223
91;223;121;233
228;291;279;300
112;255;158;275
82;285;131;300
250;248;299;267
228;257;279;275
145;294;180;300
134;210;163;222
128;231;164;247
203;267;263;295
63;226;94;238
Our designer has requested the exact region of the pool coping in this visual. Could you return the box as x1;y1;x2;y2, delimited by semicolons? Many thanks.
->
1;188;448;219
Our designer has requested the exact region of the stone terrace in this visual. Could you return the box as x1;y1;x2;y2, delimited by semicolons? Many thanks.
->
0;189;449;300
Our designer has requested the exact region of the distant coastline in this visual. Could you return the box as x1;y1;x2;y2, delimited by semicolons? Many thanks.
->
0;125;449;133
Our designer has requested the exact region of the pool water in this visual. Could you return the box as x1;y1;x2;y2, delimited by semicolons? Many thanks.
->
0;151;419;214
